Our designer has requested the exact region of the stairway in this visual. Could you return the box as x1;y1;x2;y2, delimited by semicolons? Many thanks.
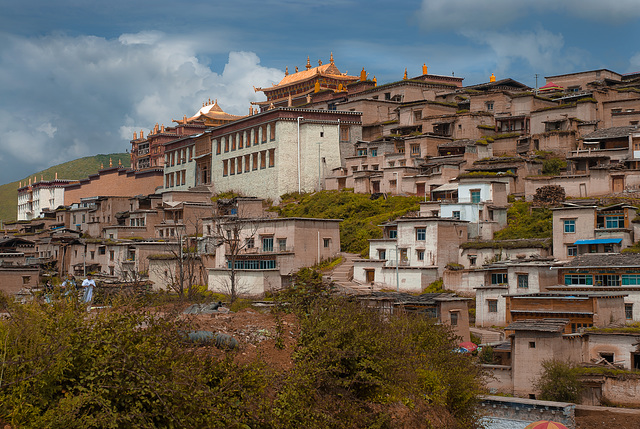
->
325;253;376;294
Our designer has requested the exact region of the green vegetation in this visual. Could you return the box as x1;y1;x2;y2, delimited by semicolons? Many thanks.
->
0;153;130;222
274;276;485;427
493;201;552;240
622;241;640;253
533;359;583;403
542;158;568;176
458;171;516;178
460;238;551;250
0;273;486;428
274;190;421;256
477;124;495;130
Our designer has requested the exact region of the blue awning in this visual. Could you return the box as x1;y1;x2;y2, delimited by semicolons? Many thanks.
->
573;238;623;245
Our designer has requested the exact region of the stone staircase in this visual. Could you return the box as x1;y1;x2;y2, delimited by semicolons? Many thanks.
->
325;253;375;294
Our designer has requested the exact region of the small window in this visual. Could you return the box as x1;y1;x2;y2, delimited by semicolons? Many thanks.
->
564;219;576;233
517;274;528;289
491;273;508;285
416;228;426;241
22;276;31;285
452;211;461;220
488;300;498;313
567;246;577;257
389;229;397;239
600;353;614;363
278;238;287;252
529;342;536;349
470;190;481;204
450;312;458;326
626;303;633;320
378;249;386;260
417;250;424;261
323;238;330;248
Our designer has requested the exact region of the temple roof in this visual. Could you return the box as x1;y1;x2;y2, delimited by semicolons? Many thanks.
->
185;99;244;123
256;57;358;92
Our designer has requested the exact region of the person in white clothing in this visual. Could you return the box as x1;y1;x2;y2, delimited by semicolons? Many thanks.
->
82;274;96;303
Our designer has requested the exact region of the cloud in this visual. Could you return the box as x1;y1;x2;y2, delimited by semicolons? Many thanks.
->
0;32;283;183
417;0;640;31
465;27;567;74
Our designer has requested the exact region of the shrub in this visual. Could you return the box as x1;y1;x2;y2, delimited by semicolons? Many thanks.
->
533;359;583;403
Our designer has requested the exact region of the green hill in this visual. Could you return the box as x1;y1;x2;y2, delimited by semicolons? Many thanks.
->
0;153;130;223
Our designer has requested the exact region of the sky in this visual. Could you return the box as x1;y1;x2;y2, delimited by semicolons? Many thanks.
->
0;0;639;185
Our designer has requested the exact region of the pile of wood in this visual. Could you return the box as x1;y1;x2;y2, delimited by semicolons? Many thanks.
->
533;185;566;206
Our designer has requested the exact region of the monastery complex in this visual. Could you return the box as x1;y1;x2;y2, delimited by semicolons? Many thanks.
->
7;55;640;408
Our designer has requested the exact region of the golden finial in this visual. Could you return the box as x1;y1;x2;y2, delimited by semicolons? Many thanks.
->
422;63;428;75
140;130;144;139
118;159;122;166
133;131;137;140
306;56;311;70
318;59;322;66
314;80;320;93
360;67;366;82
490;73;496;82
100;163;104;169
295;66;299;73
285;66;289;76
403;68;408;80
373;76;377;86
330;52;334;64
109;158;113;167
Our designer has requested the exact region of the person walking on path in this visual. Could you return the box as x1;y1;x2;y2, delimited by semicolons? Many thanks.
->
82;274;96;304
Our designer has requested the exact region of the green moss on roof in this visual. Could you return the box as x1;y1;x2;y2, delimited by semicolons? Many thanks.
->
461;238;551;249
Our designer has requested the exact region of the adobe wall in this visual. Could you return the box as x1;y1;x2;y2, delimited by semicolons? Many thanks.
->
603;377;640;406
64;168;163;205
482;365;513;394
0;268;40;294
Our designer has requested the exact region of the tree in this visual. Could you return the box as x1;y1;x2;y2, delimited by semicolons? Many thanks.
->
533;359;583;403
210;214;261;303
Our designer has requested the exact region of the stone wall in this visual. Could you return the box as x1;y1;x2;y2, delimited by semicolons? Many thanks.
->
479;395;576;429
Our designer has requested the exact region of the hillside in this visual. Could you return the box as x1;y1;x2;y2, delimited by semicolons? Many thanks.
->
0;153;130;222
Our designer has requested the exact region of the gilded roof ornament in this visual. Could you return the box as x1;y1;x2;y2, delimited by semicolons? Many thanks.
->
306;56;311;70
403;68;408;80
373;76;377;86
318;59;322;66
423;63;428;75
360;67;366;82
490;73;496;82
295;66;299;73
330;52;334;64
285;66;289;76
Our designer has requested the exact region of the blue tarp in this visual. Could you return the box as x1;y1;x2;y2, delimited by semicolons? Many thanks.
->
573;238;623;245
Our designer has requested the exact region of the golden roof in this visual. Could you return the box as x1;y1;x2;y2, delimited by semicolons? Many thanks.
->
182;99;244;124
256;55;358;92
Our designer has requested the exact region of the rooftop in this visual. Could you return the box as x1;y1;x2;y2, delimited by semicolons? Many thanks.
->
506;318;569;332
562;253;640;268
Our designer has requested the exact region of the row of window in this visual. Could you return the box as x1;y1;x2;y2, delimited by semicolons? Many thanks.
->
165;170;187;188
563;215;626;233
215;124;276;155
227;259;277;270
222;149;276;176
165;145;195;167
489;273;529;287
564;273;640;285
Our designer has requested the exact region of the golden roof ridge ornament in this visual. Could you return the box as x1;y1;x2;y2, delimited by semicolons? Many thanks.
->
403;68;408;80
330;52;334;64
423;63;428;75
306;56;311;70
490;73;496;82
360;67;366;82
285;66;289;76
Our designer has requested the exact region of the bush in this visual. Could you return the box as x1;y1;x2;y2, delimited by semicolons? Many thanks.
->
0;297;271;427
542;158;567;176
533;359;583;403
273;293;485;427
